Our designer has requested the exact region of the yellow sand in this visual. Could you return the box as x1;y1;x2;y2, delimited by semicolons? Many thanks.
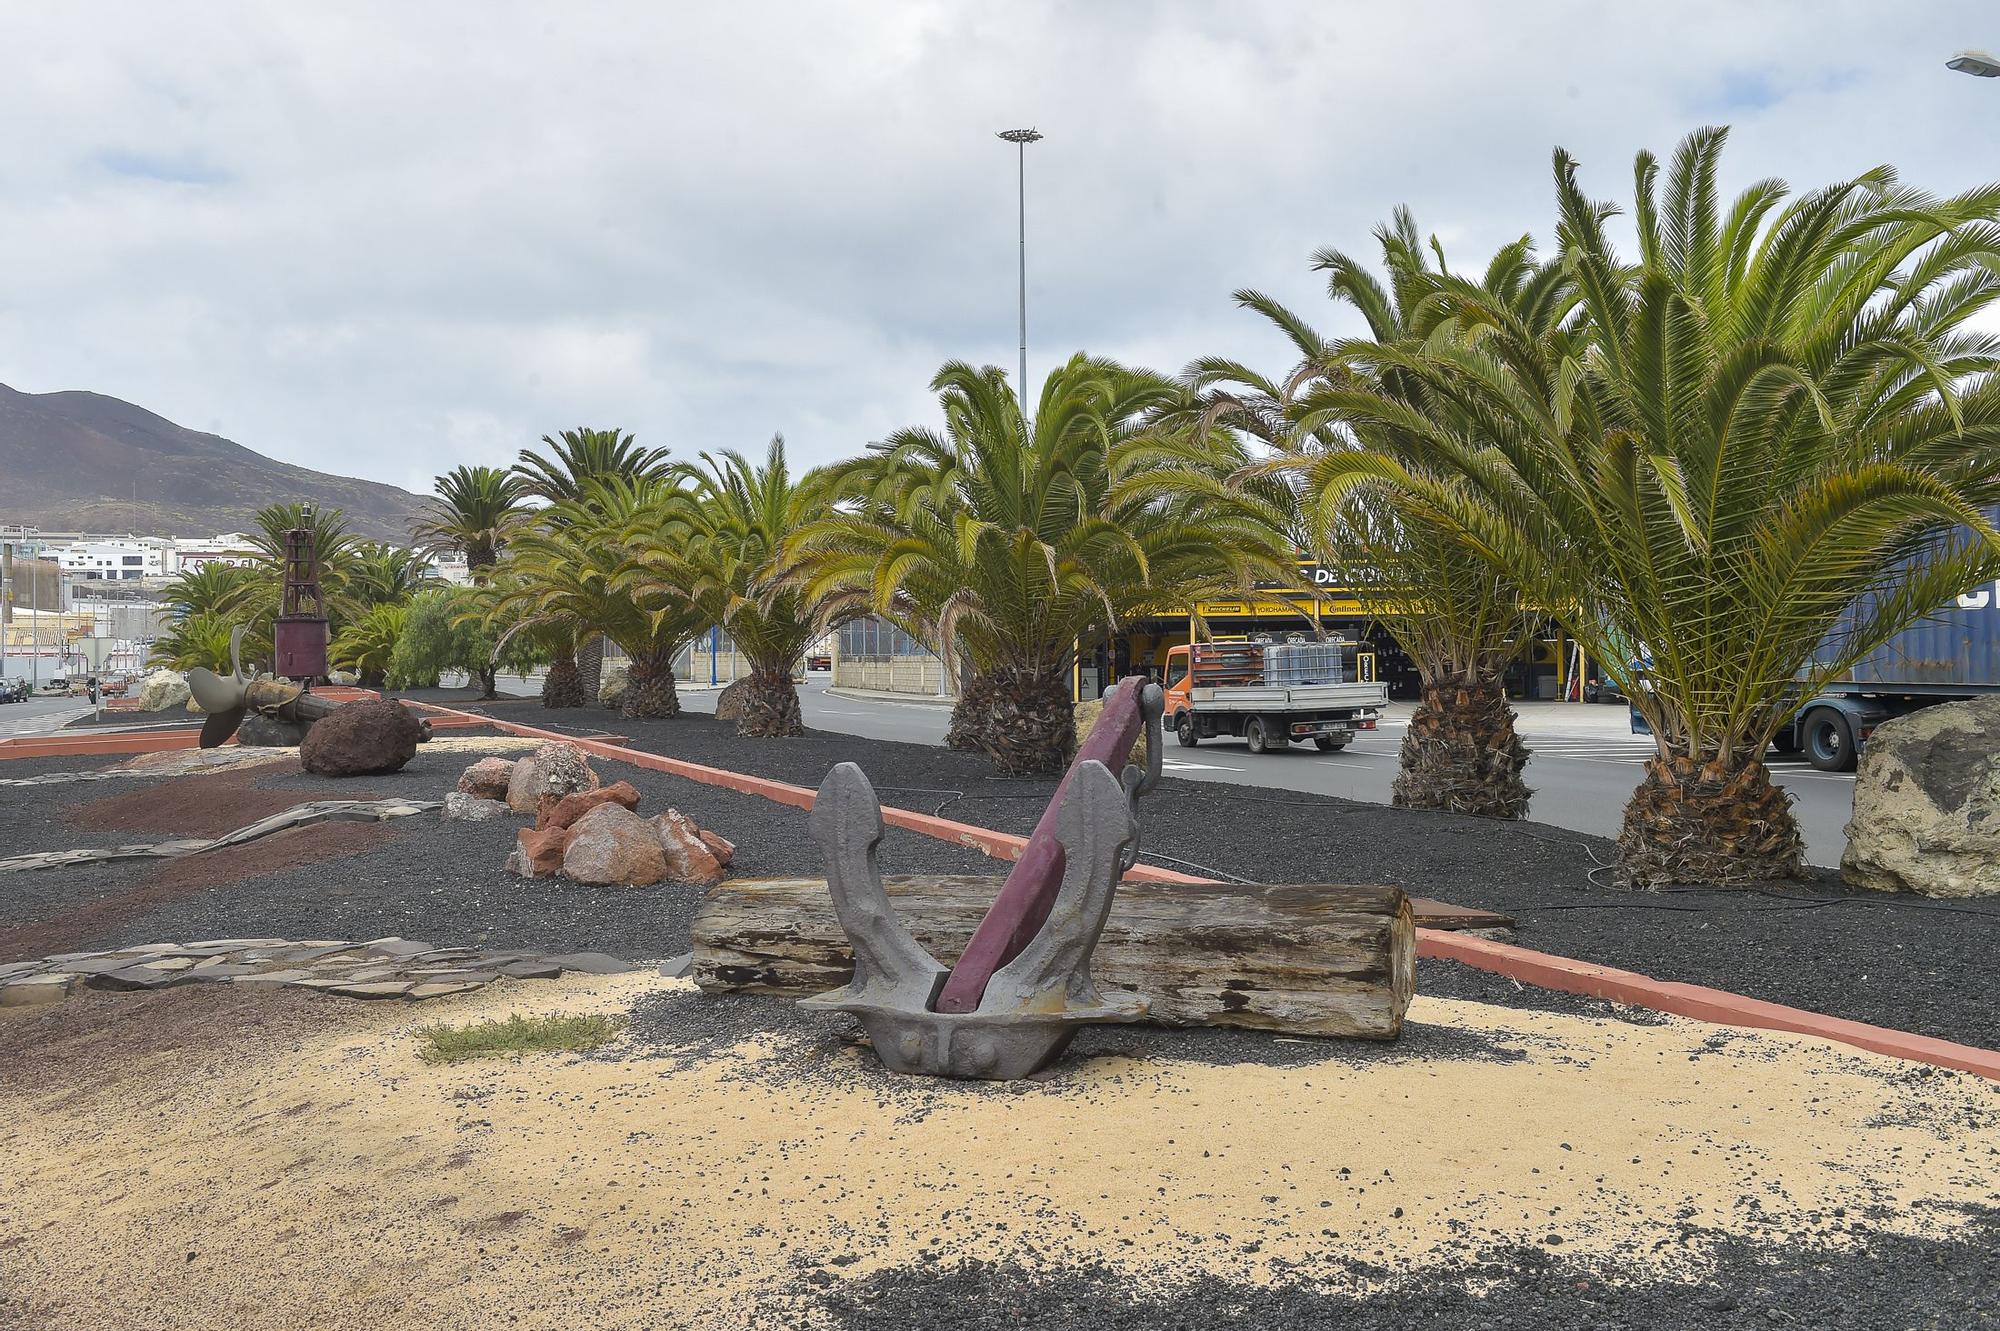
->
1;975;1993;1330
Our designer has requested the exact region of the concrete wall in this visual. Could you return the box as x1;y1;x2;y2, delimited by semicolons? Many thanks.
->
833;655;952;696
679;647;754;684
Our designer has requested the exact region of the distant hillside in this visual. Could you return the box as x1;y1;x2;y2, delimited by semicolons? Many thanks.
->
0;382;430;541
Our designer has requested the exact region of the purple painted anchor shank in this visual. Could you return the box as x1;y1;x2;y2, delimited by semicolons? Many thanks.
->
934;674;1150;1014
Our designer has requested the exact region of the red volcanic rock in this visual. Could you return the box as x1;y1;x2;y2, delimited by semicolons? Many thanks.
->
561;804;668;886
536;780;642;832
651;809;727;885
299;700;423;777
506;826;571;878
505;742;599;813
698;829;735;868
458;757;517;800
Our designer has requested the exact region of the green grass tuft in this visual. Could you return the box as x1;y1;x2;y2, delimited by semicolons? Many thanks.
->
416;1012;624;1065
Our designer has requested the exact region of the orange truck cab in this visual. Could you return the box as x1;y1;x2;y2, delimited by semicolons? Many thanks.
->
1162;639;1386;755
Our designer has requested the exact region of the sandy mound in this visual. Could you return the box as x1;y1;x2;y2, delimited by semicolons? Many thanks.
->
1;978;1993;1329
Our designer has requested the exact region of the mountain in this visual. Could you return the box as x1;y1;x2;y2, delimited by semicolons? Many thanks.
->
0;382;432;542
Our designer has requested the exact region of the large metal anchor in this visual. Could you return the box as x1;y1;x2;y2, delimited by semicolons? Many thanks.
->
803;677;1165;1080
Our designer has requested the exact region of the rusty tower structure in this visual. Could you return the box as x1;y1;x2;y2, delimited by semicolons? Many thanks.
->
272;507;329;681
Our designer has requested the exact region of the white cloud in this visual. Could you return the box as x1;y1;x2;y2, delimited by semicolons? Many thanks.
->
0;1;1996;495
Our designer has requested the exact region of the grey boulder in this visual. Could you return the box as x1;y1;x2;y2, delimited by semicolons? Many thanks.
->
444;791;511;822
1843;694;2000;898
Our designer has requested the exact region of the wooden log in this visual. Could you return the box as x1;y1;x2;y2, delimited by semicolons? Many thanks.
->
691;874;1413;1039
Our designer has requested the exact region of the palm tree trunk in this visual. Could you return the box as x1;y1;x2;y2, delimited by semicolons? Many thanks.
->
736;664;804;738
946;676;996;752
1391;675;1532;818
623;647;681;719
981;668;1075;776
1616;752;1804;887
577;633;606;704
542;650;586;709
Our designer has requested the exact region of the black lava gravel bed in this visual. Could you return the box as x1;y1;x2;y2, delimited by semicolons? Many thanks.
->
0;752;189;855
0;743;996;962
796;1207;2000;1331
449;704;2000;1052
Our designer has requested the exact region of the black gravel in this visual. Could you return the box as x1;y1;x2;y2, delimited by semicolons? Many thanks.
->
446;703;2000;1052
0;743;996;962
0;752;173;854
11;703;2000;1050
796;1208;2000;1331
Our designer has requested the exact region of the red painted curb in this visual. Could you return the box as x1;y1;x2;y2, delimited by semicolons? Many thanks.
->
1417;930;2000;1080
0;731;212;758
409;703;2000;1081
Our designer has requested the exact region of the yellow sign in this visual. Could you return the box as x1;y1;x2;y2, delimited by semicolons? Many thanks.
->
1194;598;1365;619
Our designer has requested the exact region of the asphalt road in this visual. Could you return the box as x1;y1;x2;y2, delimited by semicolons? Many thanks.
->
685;675;1858;868
0;695;93;738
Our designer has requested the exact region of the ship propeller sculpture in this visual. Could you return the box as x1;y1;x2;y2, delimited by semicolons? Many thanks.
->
185;625;341;748
803;676;1165;1080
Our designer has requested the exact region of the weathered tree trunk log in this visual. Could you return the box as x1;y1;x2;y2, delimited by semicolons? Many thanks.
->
692;874;1414;1039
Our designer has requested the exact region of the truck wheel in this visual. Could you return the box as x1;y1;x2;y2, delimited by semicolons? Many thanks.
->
1176;713;1199;748
1245;716;1281;754
1803;709;1856;772
1314;735;1348;752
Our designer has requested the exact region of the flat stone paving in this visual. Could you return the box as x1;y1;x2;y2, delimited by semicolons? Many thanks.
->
0;937;636;1007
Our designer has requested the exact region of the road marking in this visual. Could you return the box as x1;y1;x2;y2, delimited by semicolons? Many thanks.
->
1163;759;1244;772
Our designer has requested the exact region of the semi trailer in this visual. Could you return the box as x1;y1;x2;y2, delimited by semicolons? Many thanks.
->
1776;572;2000;771
1163;639;1388;754
1631;544;2000;771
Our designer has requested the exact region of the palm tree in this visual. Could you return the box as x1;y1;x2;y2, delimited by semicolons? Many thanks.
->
790;356;1297;774
330;601;406;687
513;427;671;502
513;427;673;700
150;611;270;674
159;561;260;619
1199;212;1577;819
247;503;356;576
341;541;438;609
497;477;707;719
412;465;526;578
1316;128;2000;885
652;437;839;737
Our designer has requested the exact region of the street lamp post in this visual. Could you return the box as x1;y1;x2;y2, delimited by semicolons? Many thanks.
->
1948;51;2000;77
997;128;1043;401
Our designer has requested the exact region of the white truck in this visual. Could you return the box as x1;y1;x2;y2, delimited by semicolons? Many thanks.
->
1161;640;1388;754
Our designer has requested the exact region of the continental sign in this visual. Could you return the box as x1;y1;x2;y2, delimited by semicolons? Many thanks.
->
1197;561;1362;619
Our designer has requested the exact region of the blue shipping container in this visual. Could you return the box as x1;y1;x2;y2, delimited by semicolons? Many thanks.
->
1834;580;2000;690
1816;510;2000;693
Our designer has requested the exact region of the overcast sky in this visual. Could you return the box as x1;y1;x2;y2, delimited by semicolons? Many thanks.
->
2;3;1997;495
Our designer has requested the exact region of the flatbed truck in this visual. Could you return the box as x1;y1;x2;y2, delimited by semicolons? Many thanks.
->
1162;640;1388;754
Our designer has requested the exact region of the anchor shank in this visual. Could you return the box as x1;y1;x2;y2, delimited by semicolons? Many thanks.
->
934;674;1151;1014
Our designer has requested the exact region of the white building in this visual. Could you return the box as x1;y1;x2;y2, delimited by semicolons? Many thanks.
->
169;533;261;574
430;552;476;586
49;536;173;581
